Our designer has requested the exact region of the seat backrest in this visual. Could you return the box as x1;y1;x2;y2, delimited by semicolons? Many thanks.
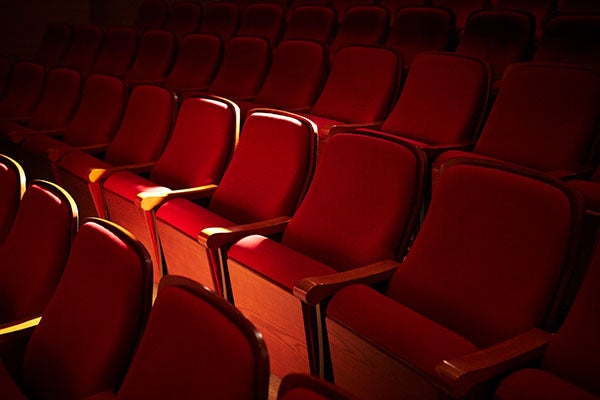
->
35;22;72;66
533;15;600;71
61;24;104;71
254;39;327;111
162;33;223;92
541;238;600;397
27;66;82;131
473;63;600;174
126;29;176;83
332;0;378;21
385;7;455;67
62;74;127;147
281;132;425;271
134;0;169;30
379;0;428;21
380;52;490;147
284;5;337;44
208;35;271;99
431;0;490;30
310;45;402;124
491;0;555;38
0;61;46;118
21;218;153;400
149;96;239;189
556;0;600;14
0;180;77;324
0;55;11;99
456;10;533;80
92;26;139;76
109;275;269;399
165;1;203;36
104;84;176;166
237;3;285;45
208;109;317;224
386;158;581;348
0;154;25;247
200;1;241;41
329;5;390;58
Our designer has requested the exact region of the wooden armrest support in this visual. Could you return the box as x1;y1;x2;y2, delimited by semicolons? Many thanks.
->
88;161;155;183
199;216;290;250
433;328;552;398
138;184;218;211
0;316;42;336
293;259;400;306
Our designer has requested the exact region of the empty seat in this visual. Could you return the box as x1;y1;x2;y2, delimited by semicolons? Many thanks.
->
283;5;337;44
82;275;269;400
237;2;285;45
52;84;176;219
124;28;177;84
432;0;490;31
495;231;600;400
491;0;555;39
326;158;581;399
385;6;455;68
17;74;127;182
34;22;72;66
456;10;534;82
332;0;378;22
90;26;138;76
151;109;318;296
200;1;241;41
277;373;358;400
100;96;239;282
0;180;77;325
226;132;425;378
60;24;103;72
134;0;169;30
433;63;600;180
165;1;203;37
379;0;428;20
235;39;327;119
357;52;490;159
0;154;25;247
534;15;600;71
162;33;223;95
0;218;153;399
329;5;390;60
0;61;45;120
299;45;403;141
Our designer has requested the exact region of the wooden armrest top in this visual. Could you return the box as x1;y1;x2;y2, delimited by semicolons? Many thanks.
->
198;216;290;249
328;121;384;135
0;316;42;336
293;259;400;306
434;328;552;398
138;184;218;211
88;161;155;183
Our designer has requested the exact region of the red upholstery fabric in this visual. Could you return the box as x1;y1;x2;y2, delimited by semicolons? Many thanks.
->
199;1;241;41
134;0;168;30
495;368;599;400
0;61;45;119
237;3;285;45
0;55;10;97
556;0;600;14
162;33;222;93
386;162;574;348
0;361;27;400
431;0;489;30
567;179;600;213
0;181;75;323
111;280;267;399
378;52;489;147
35;22;72;66
380;0;428;23
165;1;203;36
308;46;401;128
283;5;336;43
21;220;151;400
492;0;554;39
327;284;478;374
0;156;23;246
329;6;390;58
61;24;103;71
92;26;138;76
385;7;455;66
125;29;176;83
208;35;270;100
155;197;235;238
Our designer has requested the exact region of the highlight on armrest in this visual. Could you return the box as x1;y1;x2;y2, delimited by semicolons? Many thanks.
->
433;328;552;399
137;184;218;211
293;259;400;306
88;161;156;183
198;216;290;250
0;316;42;336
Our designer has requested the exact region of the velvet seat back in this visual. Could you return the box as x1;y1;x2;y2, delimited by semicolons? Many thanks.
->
0;61;46;118
283;5;337;44
386;160;580;348
200;1;241;41
134;0;168;30
35;22;72;66
165;1;203;36
126;29;176;83
0;155;25;247
237;3;285;46
61;24;103;71
92;27;138;76
281;132;424;271
329;6;390;58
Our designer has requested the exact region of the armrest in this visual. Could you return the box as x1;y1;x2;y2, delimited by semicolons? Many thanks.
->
138;184;218;211
88;161;156;183
0;316;42;336
198;216;290;250
48;142;111;162
9;128;66;144
327;121;384;136
293;259;400;306
433;328;552;398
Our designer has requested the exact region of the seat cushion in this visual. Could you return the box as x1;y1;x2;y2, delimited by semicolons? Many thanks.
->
228;235;337;291
495;368;599;400
155;198;235;238
327;284;477;375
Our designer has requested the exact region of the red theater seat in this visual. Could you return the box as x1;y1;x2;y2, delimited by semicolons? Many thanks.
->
283;5;337;44
0;154;25;247
0;61;46;120
237;3;285;46
165;1;203;37
199;1;241;41
90;26;138;76
124;29;176;85
34;22;72;66
134;0;169;31
60;24;103;72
